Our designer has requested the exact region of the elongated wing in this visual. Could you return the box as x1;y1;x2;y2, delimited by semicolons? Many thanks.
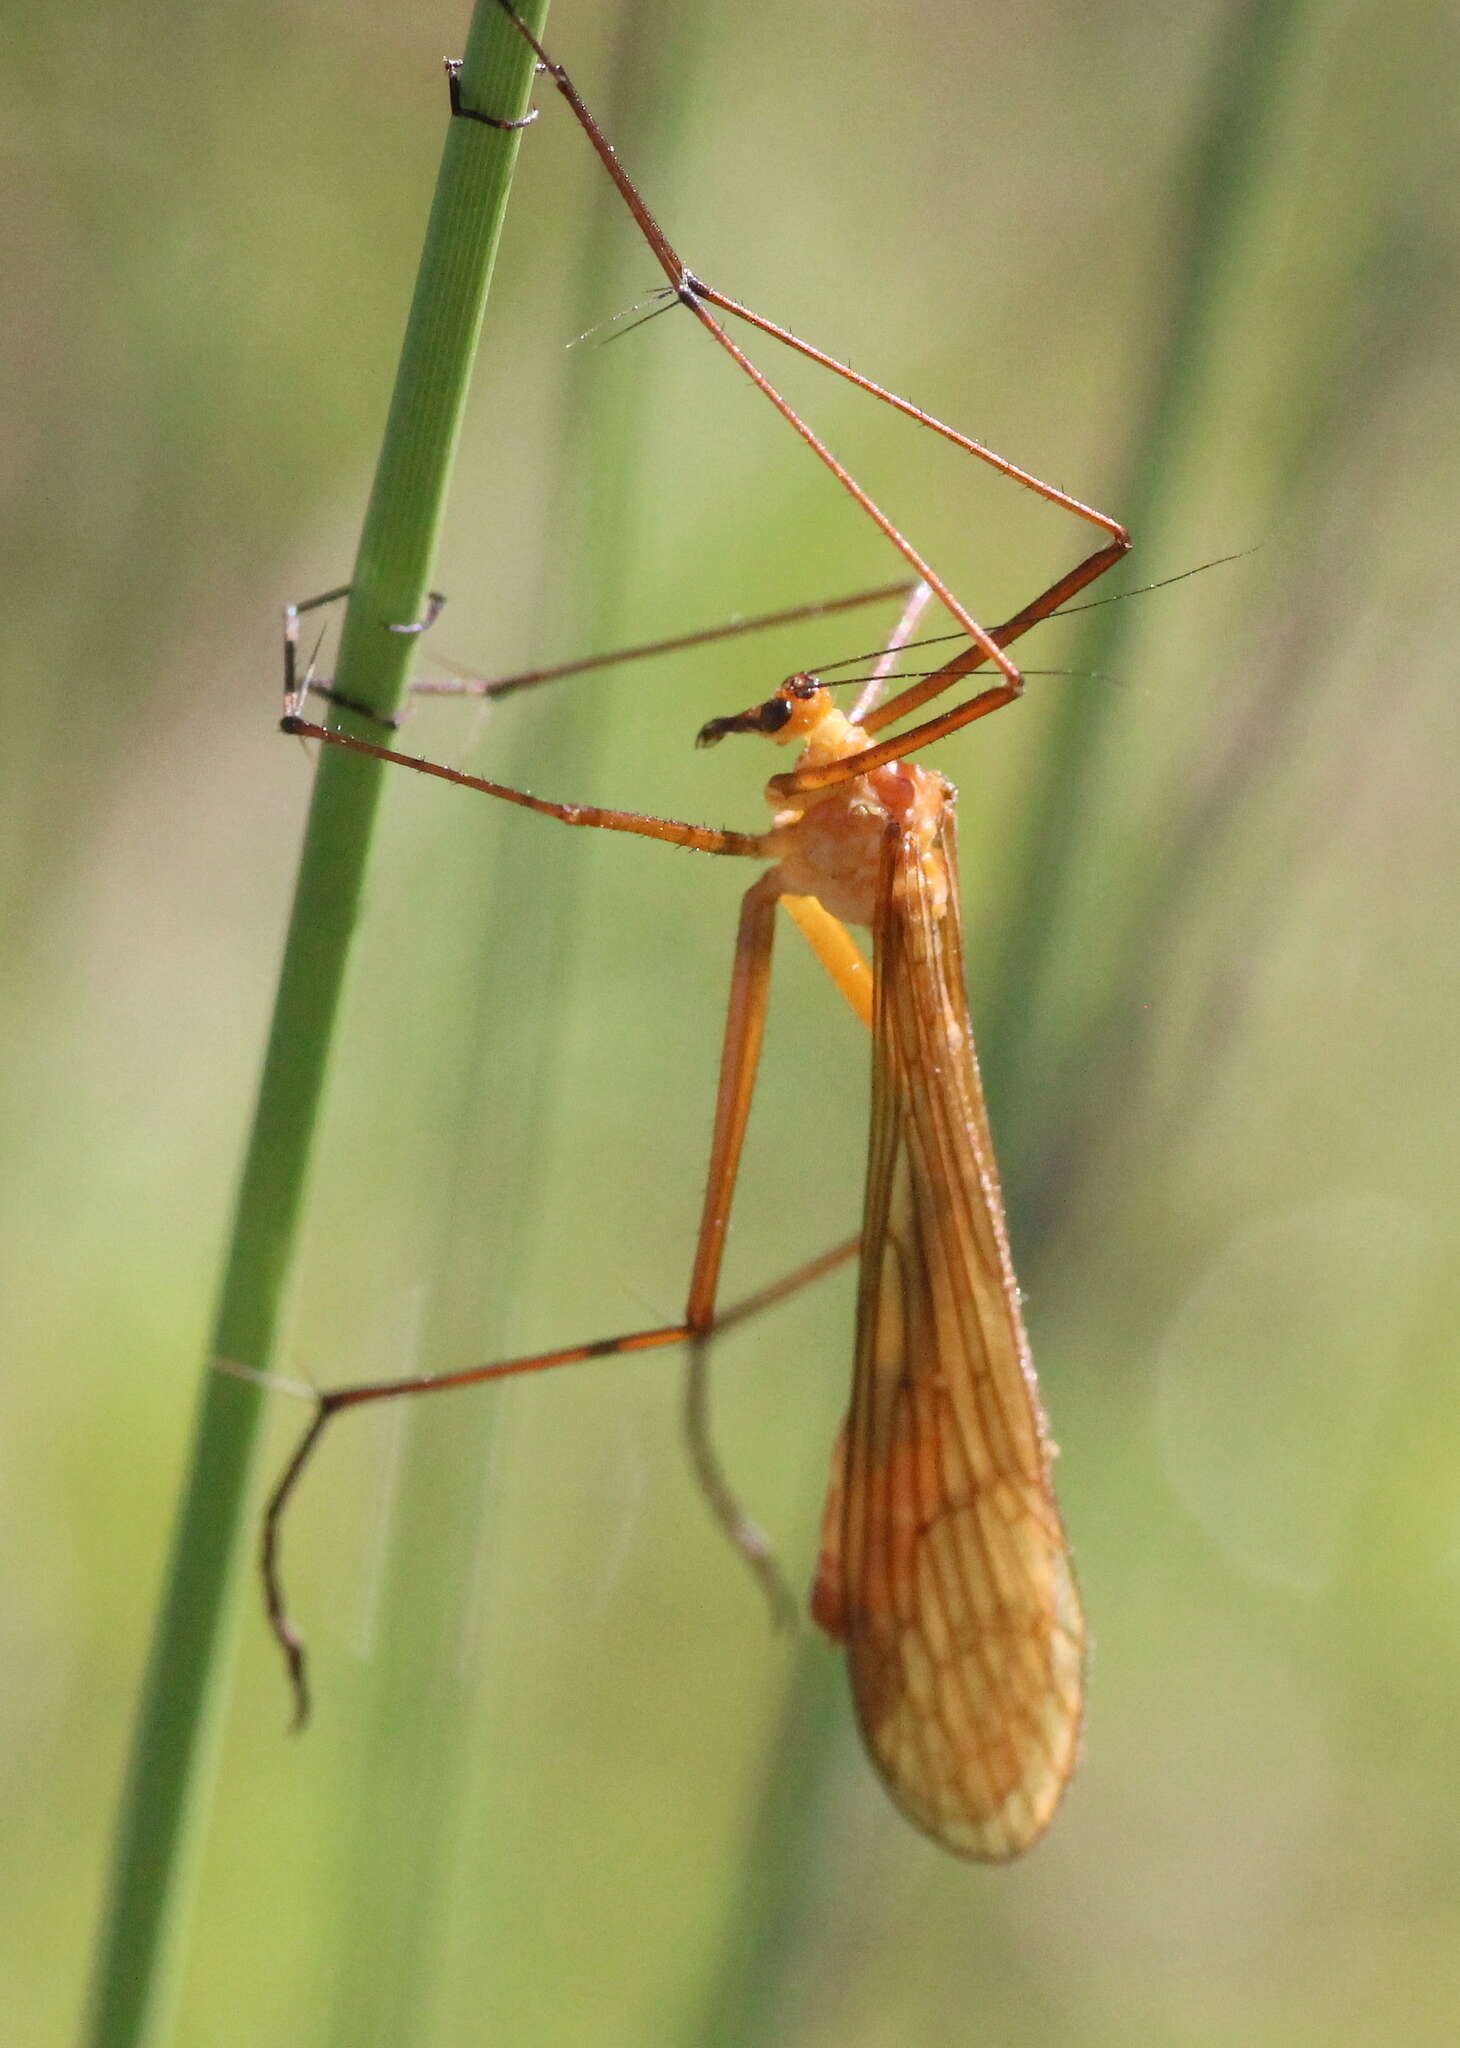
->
811;804;1084;1859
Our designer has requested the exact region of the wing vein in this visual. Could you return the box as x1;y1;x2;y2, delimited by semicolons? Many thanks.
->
831;799;1085;1860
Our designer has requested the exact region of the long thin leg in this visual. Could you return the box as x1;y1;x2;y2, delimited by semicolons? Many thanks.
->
488;4;1129;707
685;872;780;1327
410;580;916;703
684;1337;796;1626
675;873;790;1617
856;536;1130;737
677;888;877;1608
699;282;1125;544
279;712;770;860
850;579;936;726
668;298;1125;713
769;533;1131;798
683;1226;862;1628
263;872;786;1721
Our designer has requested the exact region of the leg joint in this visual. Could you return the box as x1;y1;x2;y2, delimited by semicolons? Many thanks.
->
444;56;539;131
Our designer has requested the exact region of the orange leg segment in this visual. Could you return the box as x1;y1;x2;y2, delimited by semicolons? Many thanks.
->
261;871;828;1717
493;2;1129;725
279;713;770;860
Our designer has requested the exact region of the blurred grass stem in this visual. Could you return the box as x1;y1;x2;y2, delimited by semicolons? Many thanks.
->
985;0;1313;1173
83;6;549;2044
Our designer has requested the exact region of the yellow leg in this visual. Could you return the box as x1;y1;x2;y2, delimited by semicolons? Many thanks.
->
781;894;874;1029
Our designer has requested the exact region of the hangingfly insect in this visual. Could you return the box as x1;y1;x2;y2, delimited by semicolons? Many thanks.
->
267;0;1128;1859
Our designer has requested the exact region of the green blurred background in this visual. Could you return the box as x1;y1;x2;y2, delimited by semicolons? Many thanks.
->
8;0;1460;2041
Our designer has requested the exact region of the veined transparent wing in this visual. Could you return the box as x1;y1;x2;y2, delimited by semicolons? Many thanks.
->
812;803;1084;1859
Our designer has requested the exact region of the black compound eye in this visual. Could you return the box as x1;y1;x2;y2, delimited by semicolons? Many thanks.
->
760;696;794;733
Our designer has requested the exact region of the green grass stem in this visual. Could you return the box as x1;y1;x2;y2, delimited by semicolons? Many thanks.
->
83;8;549;2044
985;0;1313;1175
